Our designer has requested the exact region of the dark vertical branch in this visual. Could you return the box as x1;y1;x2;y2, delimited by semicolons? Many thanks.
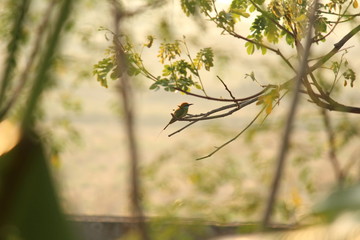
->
0;0;31;107
262;0;319;228
321;109;344;185
21;0;72;130
112;2;149;240
0;0;56;121
0;0;72;228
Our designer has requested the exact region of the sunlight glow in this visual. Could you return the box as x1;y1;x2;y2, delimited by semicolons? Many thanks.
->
0;120;20;156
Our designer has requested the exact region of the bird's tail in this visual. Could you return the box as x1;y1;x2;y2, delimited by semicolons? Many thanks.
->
163;122;171;131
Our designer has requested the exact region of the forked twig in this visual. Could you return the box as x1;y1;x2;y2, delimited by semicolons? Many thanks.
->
196;106;266;160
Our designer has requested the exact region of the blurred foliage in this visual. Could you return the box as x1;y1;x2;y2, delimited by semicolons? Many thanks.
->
93;0;360;238
93;34;213;92
2;0;360;239
0;0;78;239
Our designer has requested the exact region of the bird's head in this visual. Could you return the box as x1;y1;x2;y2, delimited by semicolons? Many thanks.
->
179;102;193;108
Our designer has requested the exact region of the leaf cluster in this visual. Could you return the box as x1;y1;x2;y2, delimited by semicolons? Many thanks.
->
93;35;214;92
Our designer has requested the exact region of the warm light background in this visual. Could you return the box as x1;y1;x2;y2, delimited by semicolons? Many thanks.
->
2;0;359;220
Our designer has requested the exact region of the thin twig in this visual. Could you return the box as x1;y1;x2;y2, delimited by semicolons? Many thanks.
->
168;98;258;137
309;24;360;72
328;51;347;94
174;85;272;102
182;38;207;96
228;31;297;73
217;75;239;107
196;106;266;160
313;0;353;43
321;108;344;185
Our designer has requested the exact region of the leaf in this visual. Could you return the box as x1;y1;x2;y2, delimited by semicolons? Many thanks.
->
249;4;256;12
256;88;279;114
93;57;114;88
264;19;279;44
354;0;358;8
157;41;181;64
193;47;214;71
230;8;250;21
245;42;255;55
315;17;327;33
180;0;213;16
149;82;159;90
230;0;248;9
269;0;283;18
343;68;356;87
144;35;154;48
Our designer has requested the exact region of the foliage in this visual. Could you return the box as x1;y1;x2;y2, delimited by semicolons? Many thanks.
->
94;34;214;92
93;0;360;236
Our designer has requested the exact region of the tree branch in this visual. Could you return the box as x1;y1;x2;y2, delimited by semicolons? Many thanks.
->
112;2;149;240
321;108;344;185
0;0;56;121
309;24;360;72
196;107;266;160
174;85;272;102
168;98;258;137
262;0;318;228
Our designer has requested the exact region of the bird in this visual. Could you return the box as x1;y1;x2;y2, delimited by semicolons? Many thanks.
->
163;102;193;130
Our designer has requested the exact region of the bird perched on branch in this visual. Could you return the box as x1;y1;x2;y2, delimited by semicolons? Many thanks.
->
163;102;193;130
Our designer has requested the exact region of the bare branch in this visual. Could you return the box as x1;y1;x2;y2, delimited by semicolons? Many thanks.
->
196;107;266;160
309;24;360;72
217;76;238;106
321;108;344;185
182;38;207;96
168;98;258;137
174;85;273;102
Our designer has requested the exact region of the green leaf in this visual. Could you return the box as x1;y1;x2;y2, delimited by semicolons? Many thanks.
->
249;15;266;43
230;8;250;22
194;47;214;71
144;35;154;48
315;17;327;33
343;69;356;87
157;41;181;64
149;82;159;90
245;42;255;55
264;18;279;44
261;46;267;55
180;0;213;16
249;4;256;12
93;57;114;88
230;0;249;9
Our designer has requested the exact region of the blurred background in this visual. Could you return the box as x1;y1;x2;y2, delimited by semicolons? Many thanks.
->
1;0;360;231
